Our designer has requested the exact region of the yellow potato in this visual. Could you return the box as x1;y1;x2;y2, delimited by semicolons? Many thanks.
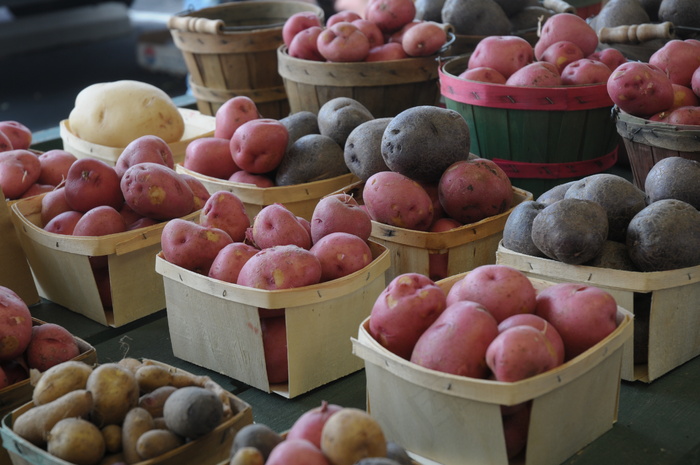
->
135;429;185;460
68;80;185;147
320;408;387;465
101;424;123;454
32;360;94;406
47;417;105;465
86;363;140;427
121;407;155;464
135;364;174;393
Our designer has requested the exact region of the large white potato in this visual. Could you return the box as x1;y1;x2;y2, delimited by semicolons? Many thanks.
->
68;80;185;147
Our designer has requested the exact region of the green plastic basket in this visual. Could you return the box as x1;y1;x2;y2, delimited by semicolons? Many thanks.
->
439;55;619;198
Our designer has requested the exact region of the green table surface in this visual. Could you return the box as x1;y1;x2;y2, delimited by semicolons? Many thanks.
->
16;120;700;465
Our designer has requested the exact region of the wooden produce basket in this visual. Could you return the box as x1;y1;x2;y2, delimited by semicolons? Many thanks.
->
0;191;38;306
277;45;443;118
496;241;700;383
614;107;700;189
0;360;253;465
340;181;532;282
155;241;390;398
176;164;358;221
0;318;96;465
59;108;215;166
439;55;620;198
351;274;633;465
9;195;200;327
169;1;324;119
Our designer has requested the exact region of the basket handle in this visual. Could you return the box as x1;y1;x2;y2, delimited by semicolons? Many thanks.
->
598;22;675;44
542;0;576;14
168;15;225;34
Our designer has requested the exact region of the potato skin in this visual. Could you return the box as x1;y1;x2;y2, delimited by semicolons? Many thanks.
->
237;245;322;290
230;423;284;461
32;360;94;406
47;417;106;465
121;407;155;464
320;408;387;465
363;171;434;231
163;386;224;439
135;428;185;460
86;363;140;427
120;162;195;220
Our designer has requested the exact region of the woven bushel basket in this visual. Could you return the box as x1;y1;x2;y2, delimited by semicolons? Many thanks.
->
439;54;619;198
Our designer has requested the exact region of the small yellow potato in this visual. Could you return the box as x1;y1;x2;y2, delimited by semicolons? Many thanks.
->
135;364;174;393
121;407;155;464
118;357;143;374
47;418;105;465
229;446;265;465
86;363;140;427
101;424;122;454
135;428;185;460
32;360;94;406
320;408;387;465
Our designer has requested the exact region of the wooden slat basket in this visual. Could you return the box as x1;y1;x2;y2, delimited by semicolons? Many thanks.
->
0;360;253;465
59;108;215;166
439;55;620;198
155;241;390;398
614;107;700;189
351;274;633;465
175;165;358;221
9;194;200;327
168;1;324;119
0;188;38;306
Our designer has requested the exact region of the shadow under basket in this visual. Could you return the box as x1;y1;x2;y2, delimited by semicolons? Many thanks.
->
614;107;700;190
439;55;619;199
168;1;324;119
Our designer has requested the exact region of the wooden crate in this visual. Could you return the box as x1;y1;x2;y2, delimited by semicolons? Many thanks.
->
340;182;532;282
0;360;253;465
155;242;390;398
9;195;199;327
176;165;359;221
351;274;633;465
0;188;38;306
0;318;96;465
59;108;215;166
496;241;700;383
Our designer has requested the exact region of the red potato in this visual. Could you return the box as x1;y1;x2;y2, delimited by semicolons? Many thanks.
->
266;438;330;465
161;219;234;275
64;157;123;212
297;216;311;238
505;61;562;87
420;182;444;222
467;35;534;79
283;11;323;48
671;84;700;108
427;217;462;281
503;401;531;459
459;67;507;84
326;10;362;27
94;267;112;308
649;39;700;87
666;106;700;125
287;401;344;449
237;245;322;290
208;242;259;283
607;61;675;117
115;135;174;179
40;187;72;225
44;211;83;235
534;13;598;60
352;19;384;49
309;232;373;281
0;286;33;362
118;203;143;227
401;21;446;57
365;42;409;61
363;171;434;231
438;158;512;225
179;173;210;210
37;150;77;186
317;22;370;62
0;149;41;199
20;184;54;199
184;137;240;180
261;315;288;385
486;325;561;382
229;170;275;187
127;217;159;231
369;273;447;360
410;300;499;378
0;121;32;150
25;323;80;372
199;191;250;242
251;203;311;250
364;0;416;34
214;96;260;140
561;58;612;85
310;193;372;244
288;26;325;61
120;162;195;220
498;313;565;365
2;358;28;385
540;41;584;73
535;282;618;360
72;205;127;237
0;131;13;153
587;48;627;71
230;119;288;174
445;265;537;323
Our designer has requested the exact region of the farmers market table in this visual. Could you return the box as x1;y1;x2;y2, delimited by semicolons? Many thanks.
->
20;123;700;465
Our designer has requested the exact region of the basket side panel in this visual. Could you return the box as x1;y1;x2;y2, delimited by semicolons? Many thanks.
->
550;110;587;161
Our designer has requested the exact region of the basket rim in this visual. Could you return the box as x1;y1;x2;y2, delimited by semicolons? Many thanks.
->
438;55;614;111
